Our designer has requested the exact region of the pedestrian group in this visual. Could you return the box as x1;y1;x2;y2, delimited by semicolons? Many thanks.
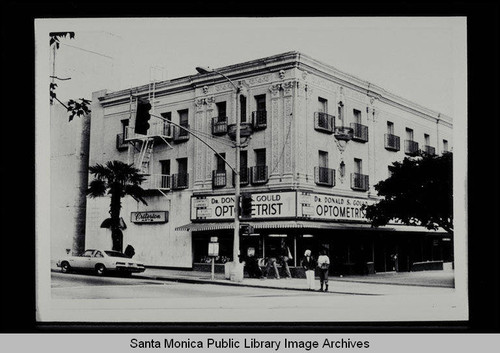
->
243;245;331;292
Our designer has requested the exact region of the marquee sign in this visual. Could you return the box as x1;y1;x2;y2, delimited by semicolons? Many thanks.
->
297;192;376;222
191;191;296;221
131;211;168;223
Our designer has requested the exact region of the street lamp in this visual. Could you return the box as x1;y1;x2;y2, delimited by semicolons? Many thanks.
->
196;66;243;282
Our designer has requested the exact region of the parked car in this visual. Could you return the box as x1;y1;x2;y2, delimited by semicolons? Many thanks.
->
57;249;146;276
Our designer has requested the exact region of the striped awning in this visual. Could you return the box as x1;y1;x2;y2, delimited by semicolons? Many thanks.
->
175;220;448;233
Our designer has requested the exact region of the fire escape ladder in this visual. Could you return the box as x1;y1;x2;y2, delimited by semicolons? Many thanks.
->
138;138;154;175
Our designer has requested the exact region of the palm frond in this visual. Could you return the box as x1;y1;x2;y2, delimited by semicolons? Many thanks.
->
87;179;106;197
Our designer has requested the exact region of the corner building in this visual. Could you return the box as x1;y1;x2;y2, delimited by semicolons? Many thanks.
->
85;51;453;275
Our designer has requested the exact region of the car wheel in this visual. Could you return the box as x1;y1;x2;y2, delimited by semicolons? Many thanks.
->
61;262;70;273
95;264;106;276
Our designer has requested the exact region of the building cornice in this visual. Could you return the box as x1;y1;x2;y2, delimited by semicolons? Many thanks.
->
98;50;453;127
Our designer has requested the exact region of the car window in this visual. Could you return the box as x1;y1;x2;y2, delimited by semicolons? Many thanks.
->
94;251;104;258
83;250;94;257
104;251;129;258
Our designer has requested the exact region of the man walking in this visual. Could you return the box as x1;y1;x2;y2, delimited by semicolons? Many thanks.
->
317;249;330;292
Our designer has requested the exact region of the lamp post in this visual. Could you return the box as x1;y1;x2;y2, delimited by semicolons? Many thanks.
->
196;66;243;281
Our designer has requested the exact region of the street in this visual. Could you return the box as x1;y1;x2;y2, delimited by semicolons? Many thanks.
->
47;271;466;323
51;272;341;300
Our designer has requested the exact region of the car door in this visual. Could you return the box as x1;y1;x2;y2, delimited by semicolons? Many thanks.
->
90;250;105;269
71;250;94;268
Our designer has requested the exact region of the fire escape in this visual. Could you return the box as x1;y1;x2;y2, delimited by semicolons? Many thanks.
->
124;68;173;198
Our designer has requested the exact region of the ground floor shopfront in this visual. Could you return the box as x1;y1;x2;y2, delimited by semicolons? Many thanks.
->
180;221;453;276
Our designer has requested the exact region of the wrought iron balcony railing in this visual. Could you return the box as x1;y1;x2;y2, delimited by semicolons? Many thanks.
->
171;173;189;190
228;122;253;141
351;173;369;191
314;167;335;187
144;174;171;190
384;134;400;151
423;145;436;156
116;133;128;151
173;124;190;143
350;123;369;142
212;170;227;188
314;112;335;133
334;126;354;141
232;168;250;186
405;140;419;155
252;110;267;130
250;165;269;185
212;116;228;135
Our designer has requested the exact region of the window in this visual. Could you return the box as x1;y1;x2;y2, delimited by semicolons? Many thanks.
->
240;150;249;184
255;95;266;112
216;102;226;119
121;119;129;135
177;158;188;175
255;149;266;166
160;160;170;176
354;158;363;174
94;251;104;258
161;112;172;122
318;97;328;113
179;109;188;127
443;139;449;152
215;153;226;172
160;160;171;189
387;121;394;135
319;150;329;168
353;109;362;124
240;95;247;123
406;128;414;141
424;134;430;146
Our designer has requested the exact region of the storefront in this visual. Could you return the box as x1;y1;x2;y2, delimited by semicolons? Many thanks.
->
176;191;453;275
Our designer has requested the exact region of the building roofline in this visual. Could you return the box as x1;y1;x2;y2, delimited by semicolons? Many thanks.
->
98;50;452;124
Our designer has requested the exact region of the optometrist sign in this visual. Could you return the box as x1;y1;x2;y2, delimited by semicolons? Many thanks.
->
191;191;296;221
297;192;377;222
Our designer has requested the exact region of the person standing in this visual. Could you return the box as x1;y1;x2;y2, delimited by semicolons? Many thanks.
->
301;249;316;290
317;249;330;292
278;239;292;279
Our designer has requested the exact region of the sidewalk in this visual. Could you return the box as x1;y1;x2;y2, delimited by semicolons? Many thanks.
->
133;266;455;295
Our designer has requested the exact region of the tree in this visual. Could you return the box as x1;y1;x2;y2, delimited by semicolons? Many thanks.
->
49;31;91;121
87;161;148;252
364;151;453;234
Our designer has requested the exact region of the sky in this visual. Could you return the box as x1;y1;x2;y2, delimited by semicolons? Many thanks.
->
38;17;466;118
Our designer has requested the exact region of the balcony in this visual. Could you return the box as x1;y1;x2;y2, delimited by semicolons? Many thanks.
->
250;165;269;185
384;134;401;151
171;173;189;190
173;125;190;143
351;123;369;142
212;116;228;135
351;173;369;191
144;174;171;190
212;170;227;188
116;133;128;151
314;167;335;187
314;112;334;133
124;119;172;141
423;145;436;156
334;126;354;141
228;122;253;141
252;110;267;130
232;168;250;186
405;140;419;156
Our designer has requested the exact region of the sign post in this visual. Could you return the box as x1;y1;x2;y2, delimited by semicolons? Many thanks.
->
208;237;219;281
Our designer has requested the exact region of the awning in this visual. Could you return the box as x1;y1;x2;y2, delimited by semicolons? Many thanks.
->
175;220;449;233
100;217;127;230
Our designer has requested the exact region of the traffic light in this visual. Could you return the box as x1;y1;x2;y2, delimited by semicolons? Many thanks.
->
240;223;254;235
240;193;253;219
135;99;152;135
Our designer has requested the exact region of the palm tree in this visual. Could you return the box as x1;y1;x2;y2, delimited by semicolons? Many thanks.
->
87;160;148;252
